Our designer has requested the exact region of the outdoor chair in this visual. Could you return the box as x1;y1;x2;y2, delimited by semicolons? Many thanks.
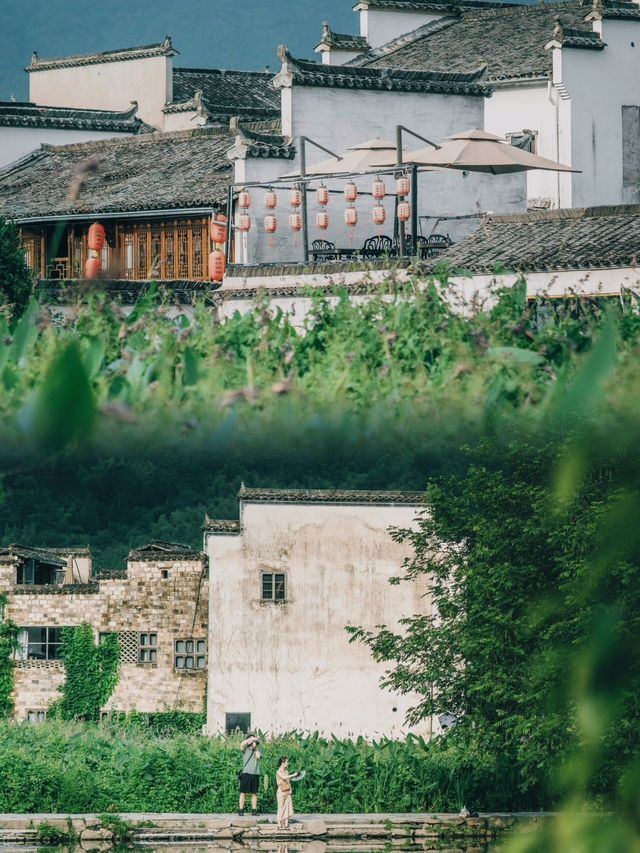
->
361;235;394;259
311;239;338;261
422;233;452;257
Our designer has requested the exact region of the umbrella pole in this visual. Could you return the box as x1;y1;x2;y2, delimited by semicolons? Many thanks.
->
411;164;418;257
396;125;406;259
300;141;309;265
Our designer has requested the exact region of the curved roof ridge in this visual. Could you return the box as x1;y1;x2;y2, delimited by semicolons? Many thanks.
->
27;36;177;72
34;124;230;155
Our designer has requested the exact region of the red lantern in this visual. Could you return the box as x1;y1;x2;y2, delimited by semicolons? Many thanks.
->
88;222;106;252
289;188;302;207
344;182;358;203
316;185;329;206
372;180;386;200
397;201;411;222
236;213;251;232
265;214;278;233
210;213;228;245
84;256;102;280
238;190;251;209
208;249;226;282
344;206;358;227
316;211;329;230
289;213;302;232
396;176;411;197
372;205;386;226
264;190;277;209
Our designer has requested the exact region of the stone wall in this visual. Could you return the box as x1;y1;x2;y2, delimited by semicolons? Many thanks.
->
0;553;208;719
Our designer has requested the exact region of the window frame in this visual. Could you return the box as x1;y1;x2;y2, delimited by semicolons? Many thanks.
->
225;712;251;734
19;626;66;661
260;571;288;603
26;709;47;724
506;129;538;154
138;632;158;665
174;637;207;671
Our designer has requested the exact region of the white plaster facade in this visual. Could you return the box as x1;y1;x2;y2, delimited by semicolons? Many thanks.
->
205;491;432;738
28;46;175;130
0;126;136;169
354;3;442;48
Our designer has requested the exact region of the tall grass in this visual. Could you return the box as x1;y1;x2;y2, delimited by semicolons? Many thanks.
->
0;720;526;814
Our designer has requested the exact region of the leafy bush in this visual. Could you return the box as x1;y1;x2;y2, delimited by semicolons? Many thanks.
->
0;217;32;321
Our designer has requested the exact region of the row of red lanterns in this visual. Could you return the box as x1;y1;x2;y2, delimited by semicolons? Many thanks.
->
238;179;411;210
237;201;411;234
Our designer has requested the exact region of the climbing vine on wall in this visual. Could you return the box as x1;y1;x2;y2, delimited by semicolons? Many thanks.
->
0;594;18;718
52;624;120;721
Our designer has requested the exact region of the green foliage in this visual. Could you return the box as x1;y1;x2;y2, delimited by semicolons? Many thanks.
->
0;720;532;814
0;593;18;719
97;814;134;842
35;819;77;845
51;624;119;721
108;710;206;736
0;217;32;321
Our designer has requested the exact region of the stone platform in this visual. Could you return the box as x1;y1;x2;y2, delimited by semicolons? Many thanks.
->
0;812;552;847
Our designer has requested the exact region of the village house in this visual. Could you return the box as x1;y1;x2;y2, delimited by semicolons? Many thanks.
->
204;486;433;739
25;37;279;133
0;541;208;720
333;0;640;210
0;100;150;168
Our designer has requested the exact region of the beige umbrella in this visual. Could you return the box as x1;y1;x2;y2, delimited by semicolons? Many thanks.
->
282;137;419;177
406;128;579;174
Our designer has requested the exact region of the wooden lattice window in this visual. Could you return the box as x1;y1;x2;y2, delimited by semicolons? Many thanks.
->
100;630;138;664
117;219;209;281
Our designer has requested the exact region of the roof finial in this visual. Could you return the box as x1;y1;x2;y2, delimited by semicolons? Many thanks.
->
322;20;331;39
591;0;603;18
277;44;287;63
553;17;564;41
31;51;39;65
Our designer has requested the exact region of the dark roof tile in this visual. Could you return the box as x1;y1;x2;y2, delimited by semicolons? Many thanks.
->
170;67;280;121
0;100;151;133
0;126;233;220
316;22;370;52
276;46;489;94
425;205;640;273
238;485;424;504
27;37;176;72
354;1;595;82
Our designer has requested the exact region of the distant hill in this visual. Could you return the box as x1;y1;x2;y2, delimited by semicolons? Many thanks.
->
0;0;354;101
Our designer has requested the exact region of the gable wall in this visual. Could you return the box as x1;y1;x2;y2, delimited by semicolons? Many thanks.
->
205;500;432;738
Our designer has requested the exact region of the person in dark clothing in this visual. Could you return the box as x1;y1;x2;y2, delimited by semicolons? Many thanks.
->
238;734;261;815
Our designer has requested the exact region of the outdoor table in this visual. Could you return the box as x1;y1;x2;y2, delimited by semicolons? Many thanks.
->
310;248;359;263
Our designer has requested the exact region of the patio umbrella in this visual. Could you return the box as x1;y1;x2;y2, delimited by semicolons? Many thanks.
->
406;129;579;174
282;138;420;177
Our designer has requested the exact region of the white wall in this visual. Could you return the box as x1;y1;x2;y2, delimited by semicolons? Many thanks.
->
484;83;562;208
359;8;444;47
28;55;172;129
319;47;365;66
239;82;525;264
553;20;640;207
205;500;432;738
0;126;135;168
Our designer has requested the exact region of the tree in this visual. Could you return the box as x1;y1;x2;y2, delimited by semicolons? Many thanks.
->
0;217;32;320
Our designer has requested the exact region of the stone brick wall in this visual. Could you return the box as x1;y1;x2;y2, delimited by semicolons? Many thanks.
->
1;554;208;720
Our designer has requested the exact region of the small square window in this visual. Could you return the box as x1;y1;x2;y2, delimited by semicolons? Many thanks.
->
174;638;206;671
161;569;170;579
226;712;251;734
138;633;158;664
261;572;287;602
27;710;46;723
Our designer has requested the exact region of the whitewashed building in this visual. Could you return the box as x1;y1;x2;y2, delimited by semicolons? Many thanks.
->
204;486;432;739
0;100;149;168
337;0;640;209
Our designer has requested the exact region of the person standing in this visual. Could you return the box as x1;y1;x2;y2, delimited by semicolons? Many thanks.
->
276;756;295;831
238;734;262;816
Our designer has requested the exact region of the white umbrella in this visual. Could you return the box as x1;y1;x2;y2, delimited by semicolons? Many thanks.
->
282;137;419;177
406;129;579;174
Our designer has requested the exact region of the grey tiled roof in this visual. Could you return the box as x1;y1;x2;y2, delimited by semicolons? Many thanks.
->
233;119;295;159
354;1;596;82
239;485;424;504
0;100;151;133
353;0;518;8
170;67;280;121
38;279;216;305
316;22;370;52
0;544;66;565
553;25;605;47
128;540;202;560
596;0;640;17
427;205;640;273
202;518;241;534
277;46;489;94
27;37;176;72
0;127;233;220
